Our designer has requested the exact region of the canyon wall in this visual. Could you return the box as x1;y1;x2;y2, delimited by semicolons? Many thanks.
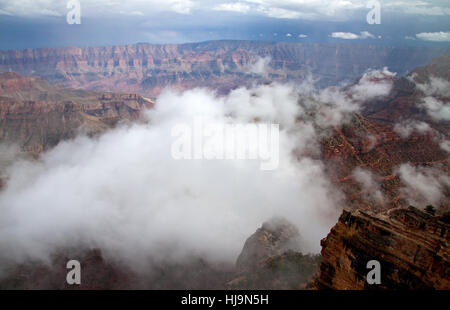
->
316;207;450;289
0;72;154;154
0;41;448;96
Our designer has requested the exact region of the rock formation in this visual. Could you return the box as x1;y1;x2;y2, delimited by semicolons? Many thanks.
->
0;41;448;97
227;218;321;290
316;206;450;289
0;72;154;154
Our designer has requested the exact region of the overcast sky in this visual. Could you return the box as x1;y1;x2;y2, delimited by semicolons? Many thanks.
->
0;0;449;49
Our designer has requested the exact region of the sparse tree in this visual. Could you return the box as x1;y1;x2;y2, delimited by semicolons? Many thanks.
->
425;205;436;216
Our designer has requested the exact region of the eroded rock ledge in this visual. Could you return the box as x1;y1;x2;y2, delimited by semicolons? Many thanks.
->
316;206;450;289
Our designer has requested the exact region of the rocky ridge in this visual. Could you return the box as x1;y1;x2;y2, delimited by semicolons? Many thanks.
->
316;207;450;289
1;41;448;97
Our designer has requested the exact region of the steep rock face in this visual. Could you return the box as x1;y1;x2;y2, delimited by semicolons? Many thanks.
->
0;41;448;96
316;207;450;289
0;72;154;154
236;218;302;272
227;218;321;290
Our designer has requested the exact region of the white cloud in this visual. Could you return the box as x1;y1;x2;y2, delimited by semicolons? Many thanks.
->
360;31;375;39
235;0;450;20
213;2;251;13
0;66;398;271
394;121;432;138
352;168;385;204
416;31;450;42
247;0;362;20
397;164;450;207
0;0;196;17
298;34;308;38
403;5;450;16
0;0;63;17
409;75;450;122
331;31;376;40
415;76;450;98
245;56;271;77
349;67;396;101
331;32;360;40
120;10;144;16
412;76;450;121
0;81;361;271
440;140;450;153
420;97;450;121
256;5;312;19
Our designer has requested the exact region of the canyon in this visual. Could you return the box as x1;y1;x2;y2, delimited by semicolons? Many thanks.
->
0;41;449;97
0;71;154;154
322;54;450;212
0;41;449;289
1;207;447;290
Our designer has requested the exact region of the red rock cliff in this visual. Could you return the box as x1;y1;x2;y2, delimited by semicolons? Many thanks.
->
316;207;450;289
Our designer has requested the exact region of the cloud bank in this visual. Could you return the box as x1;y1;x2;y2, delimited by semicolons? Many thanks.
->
0;84;331;271
0;70;396;273
2;0;449;20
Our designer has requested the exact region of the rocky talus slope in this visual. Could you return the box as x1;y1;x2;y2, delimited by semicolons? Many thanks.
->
316;207;450;289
